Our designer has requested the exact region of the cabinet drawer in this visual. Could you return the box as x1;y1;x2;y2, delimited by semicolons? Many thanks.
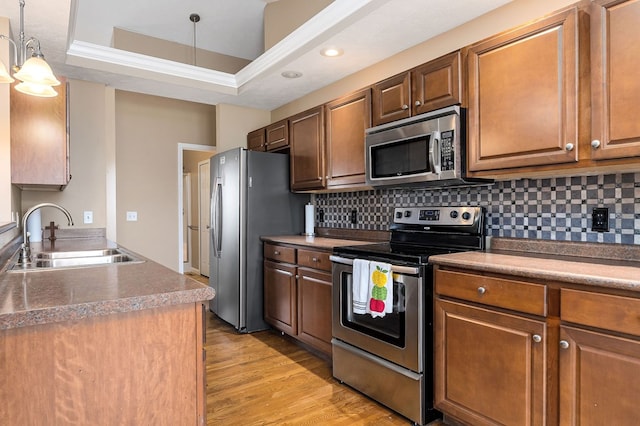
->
561;288;640;337
297;249;332;272
263;243;296;264
435;269;547;317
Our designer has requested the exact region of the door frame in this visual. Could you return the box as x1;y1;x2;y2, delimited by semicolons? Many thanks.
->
177;143;216;274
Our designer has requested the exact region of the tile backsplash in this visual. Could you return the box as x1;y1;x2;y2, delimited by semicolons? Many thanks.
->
315;172;640;245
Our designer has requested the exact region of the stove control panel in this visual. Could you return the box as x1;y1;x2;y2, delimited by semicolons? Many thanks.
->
393;206;481;226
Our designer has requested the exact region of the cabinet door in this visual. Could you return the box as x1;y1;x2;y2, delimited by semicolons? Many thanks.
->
263;260;297;335
297;268;332;355
467;8;583;172
590;0;640;160
324;88;371;188
265;119;289;151
372;72;411;126
289;106;325;191
412;51;462;116
11;77;70;188
435;298;548;426
559;326;640;425
247;128;265;151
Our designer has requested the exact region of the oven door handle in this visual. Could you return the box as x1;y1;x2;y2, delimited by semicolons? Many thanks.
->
329;255;420;275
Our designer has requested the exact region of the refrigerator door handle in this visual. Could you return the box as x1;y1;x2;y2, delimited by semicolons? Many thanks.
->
212;177;223;258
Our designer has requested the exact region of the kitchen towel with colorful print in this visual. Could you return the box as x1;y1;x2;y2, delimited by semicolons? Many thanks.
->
352;259;370;314
368;261;392;318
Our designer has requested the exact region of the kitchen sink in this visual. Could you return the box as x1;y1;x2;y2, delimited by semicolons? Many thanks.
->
6;248;144;272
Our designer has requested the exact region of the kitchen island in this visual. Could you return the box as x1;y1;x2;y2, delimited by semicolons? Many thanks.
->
0;236;214;425
430;238;640;426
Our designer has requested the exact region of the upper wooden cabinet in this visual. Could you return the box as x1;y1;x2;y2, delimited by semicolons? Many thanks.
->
247;128;266;151
372;51;462;127
289;106;325;191
265;119;289;151
590;0;640;161
324;88;371;188
466;7;586;173
11;77;71;190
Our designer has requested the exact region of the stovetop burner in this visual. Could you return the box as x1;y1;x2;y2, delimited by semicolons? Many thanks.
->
333;206;486;266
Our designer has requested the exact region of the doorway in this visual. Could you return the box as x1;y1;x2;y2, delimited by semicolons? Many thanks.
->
178;143;216;275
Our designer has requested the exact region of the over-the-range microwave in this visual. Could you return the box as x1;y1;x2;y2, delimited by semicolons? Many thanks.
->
365;105;492;188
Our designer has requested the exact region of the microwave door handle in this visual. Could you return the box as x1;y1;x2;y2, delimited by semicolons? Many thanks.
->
428;130;441;174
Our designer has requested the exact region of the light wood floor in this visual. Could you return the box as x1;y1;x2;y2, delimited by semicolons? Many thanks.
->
205;312;416;425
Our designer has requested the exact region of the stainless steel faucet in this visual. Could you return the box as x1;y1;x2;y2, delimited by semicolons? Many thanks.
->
20;203;74;263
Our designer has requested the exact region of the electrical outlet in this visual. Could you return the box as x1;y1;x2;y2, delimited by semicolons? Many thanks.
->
591;207;609;232
126;211;138;222
318;208;324;223
350;209;357;224
83;211;93;224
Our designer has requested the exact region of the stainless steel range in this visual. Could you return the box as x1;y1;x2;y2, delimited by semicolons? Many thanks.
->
330;206;485;425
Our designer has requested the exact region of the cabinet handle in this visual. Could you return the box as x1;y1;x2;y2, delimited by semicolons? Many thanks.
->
274;250;280;255
414;101;422;106
312;257;318;262
317;176;322;180
477;286;486;295
401;104;409;110
532;334;542;343
559;340;569;349
565;143;574;151
591;139;601;149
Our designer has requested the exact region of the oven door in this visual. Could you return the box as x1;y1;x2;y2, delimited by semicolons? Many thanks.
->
330;255;423;372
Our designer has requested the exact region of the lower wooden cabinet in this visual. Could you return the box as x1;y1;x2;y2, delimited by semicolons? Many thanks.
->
263;242;332;356
1;303;207;425
435;266;640;426
435;298;549;426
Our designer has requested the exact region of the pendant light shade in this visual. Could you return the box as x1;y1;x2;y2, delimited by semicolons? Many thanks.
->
13;56;60;86
0;1;60;96
15;80;57;97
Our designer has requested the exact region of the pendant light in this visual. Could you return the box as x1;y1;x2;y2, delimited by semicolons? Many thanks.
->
0;0;60;97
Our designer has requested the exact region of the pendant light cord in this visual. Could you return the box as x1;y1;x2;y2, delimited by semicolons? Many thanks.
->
189;13;200;66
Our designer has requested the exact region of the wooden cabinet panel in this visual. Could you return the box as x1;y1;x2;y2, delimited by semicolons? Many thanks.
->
436;269;547;316
266;119;289;151
561;288;640;337
297;248;332;272
590;0;640;160
297;268;332;354
372;72;411;126
263;260;297;335
0;303;205;425
11;77;70;189
559;325;640;426
412;51;462;116
324;88;371;188
289;106;325;191
264;242;296;264
467;8;584;172
435;298;548;426
247;128;265;151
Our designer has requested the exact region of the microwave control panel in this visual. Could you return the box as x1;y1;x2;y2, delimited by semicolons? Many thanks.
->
440;130;455;171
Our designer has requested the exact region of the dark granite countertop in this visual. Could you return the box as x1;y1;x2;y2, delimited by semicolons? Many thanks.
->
0;238;214;330
430;238;640;293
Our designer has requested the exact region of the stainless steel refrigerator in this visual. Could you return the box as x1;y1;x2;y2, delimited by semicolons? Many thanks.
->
209;147;307;332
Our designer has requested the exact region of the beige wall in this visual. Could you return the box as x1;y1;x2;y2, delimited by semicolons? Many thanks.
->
113;28;250;74
22;80;109;233
264;0;334;50
215;103;270;153
115;91;216;270
272;0;577;120
0;17;21;225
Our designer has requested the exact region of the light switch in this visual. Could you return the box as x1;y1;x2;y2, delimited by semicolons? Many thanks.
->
83;211;93;224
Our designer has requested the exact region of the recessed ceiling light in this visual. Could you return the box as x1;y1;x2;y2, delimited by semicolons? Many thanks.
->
320;47;344;57
281;70;303;79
